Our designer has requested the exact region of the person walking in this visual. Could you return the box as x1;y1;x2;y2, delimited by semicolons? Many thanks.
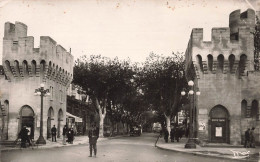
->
88;123;99;157
250;127;255;148
244;128;250;148
170;127;175;142
51;125;57;142
62;125;67;145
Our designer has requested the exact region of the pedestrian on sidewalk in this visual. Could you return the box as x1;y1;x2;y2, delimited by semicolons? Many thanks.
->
67;128;74;144
249;127;255;148
244;128;250;148
19;126;31;148
170;127;174;142
51;125;57;142
175;126;180;142
88;123;99;157
62;125;67;145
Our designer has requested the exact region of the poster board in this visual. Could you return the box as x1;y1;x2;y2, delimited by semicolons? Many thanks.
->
216;127;222;137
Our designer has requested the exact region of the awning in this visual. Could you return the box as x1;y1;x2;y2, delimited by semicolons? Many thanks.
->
66;112;82;122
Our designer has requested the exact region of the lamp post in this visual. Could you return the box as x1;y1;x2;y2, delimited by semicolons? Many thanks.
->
181;80;200;149
34;83;50;144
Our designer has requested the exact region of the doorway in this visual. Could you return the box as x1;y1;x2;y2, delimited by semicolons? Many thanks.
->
47;107;54;139
209;105;229;143
20;105;35;139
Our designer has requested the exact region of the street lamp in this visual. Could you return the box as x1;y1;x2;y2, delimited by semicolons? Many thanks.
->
181;80;200;149
34;83;50;144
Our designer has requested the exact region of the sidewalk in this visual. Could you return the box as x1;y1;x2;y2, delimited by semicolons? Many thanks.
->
156;137;260;161
0;135;106;152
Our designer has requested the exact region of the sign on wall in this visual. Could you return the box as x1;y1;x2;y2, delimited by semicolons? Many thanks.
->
198;119;206;131
216;127;222;137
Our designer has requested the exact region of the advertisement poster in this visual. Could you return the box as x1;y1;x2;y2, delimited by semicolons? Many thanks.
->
216;127;222;137
198;120;206;131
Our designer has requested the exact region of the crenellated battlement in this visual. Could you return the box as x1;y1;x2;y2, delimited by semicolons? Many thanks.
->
229;9;255;36
185;9;258;78
2;22;73;87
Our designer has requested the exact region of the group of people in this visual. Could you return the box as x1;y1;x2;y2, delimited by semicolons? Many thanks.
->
62;125;75;144
18;126;32;148
244;127;256;148
161;126;184;143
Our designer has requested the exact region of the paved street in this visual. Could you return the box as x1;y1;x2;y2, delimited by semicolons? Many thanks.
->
1;133;243;162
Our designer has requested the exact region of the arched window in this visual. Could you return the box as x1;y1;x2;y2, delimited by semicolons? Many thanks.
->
241;100;248;118
31;60;36;76
207;54;213;72
239;54;247;75
5;60;12;74
228;54;235;73
251;100;258;120
217;54;224;73
22;60;29;76
14;60;20;76
40;60;46;79
196;55;203;72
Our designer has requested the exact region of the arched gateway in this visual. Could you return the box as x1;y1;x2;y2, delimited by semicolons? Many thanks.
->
209;105;230;143
19;105;35;139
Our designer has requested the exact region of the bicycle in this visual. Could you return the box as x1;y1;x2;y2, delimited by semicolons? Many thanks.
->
13;137;38;149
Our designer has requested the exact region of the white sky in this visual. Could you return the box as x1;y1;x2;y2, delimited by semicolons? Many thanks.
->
0;0;259;64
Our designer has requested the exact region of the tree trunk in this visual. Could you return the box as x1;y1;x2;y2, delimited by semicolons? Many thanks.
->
165;115;171;138
99;114;104;138
95;97;106;138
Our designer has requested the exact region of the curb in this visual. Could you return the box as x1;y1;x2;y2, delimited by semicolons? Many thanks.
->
1;137;109;152
155;145;251;162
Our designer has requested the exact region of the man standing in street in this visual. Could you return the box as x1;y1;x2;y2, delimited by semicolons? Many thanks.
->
88;123;99;157
51;125;57;142
250;127;255;148
244;128;250;148
62;125;67;145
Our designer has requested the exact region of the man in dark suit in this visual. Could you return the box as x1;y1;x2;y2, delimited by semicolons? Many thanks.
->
88;123;99;157
51;125;57;142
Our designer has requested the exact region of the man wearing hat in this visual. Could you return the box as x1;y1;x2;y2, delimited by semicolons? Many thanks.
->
88;123;99;157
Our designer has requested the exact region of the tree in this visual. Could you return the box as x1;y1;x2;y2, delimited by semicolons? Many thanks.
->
139;52;187;134
73;55;136;137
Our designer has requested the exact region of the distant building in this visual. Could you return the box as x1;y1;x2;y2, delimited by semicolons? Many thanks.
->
0;22;73;140
66;84;96;135
184;9;260;145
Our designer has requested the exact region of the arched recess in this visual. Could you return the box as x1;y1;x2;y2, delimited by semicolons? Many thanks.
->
241;100;248;118
228;54;235;73
217;54;224;73
31;60;37;76
251;100;258;120
239;54;247;75
196;55;203;72
5;60;12;76
207;54;213;72
19;105;35;139
22;60;29;76
57;109;63;138
1;100;9;140
47;107;54;138
40;60;46;81
209;105;230;143
14;60;20;76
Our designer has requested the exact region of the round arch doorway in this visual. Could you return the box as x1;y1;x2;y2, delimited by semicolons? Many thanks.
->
47;107;54;139
19;105;35;139
57;109;63;138
209;105;230;143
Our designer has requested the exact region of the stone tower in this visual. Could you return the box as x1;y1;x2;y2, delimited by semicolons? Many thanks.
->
185;9;260;145
0;22;73;140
